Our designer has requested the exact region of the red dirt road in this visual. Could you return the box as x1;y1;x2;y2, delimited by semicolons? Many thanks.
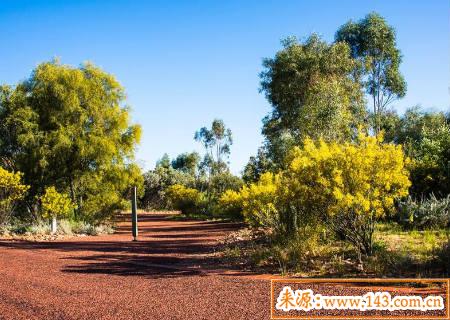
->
1;214;447;319
0;214;270;320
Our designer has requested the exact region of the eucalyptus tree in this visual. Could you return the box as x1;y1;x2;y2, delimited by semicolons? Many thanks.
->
194;119;233;175
336;12;406;133
260;34;366;167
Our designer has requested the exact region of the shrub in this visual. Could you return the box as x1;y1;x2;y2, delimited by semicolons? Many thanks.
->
217;189;243;219
56;219;114;236
0;167;29;224
27;221;52;235
239;172;280;228
209;173;243;198
399;109;450;198
398;195;450;229
165;184;205;215
40;186;76;219
57;219;73;235
140;166;195;210
280;131;411;256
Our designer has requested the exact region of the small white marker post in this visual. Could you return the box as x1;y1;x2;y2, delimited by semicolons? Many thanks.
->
51;216;57;234
131;186;138;241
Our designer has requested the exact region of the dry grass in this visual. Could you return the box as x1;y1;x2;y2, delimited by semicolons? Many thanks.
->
221;222;450;277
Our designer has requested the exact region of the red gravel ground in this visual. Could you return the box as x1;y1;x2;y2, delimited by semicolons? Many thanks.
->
0;213;447;319
0;213;270;320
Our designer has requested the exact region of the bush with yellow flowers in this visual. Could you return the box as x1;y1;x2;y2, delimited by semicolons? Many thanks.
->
281;131;411;255
239;172;281;228
217;189;243;219
165;184;205;215
40;186;76;219
0;167;29;223
219;131;411;257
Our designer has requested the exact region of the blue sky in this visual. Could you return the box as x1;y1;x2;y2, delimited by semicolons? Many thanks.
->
1;0;448;174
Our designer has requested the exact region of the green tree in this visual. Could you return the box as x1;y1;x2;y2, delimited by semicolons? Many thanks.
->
156;153;171;169
260;34;366;167
242;147;271;183
171;152;201;176
336;12;406;133
140;160;195;210
209;172;243;198
165;184;205;215
195;119;233;175
408;118;450;198
0;60;142;221
381;107;449;198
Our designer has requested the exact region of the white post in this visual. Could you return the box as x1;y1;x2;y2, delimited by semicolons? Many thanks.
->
131;186;138;241
51;216;57;234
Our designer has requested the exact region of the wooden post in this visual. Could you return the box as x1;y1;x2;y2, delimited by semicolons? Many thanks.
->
131;186;138;241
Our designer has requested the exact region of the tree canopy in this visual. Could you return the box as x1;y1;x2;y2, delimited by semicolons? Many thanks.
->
195;119;233;175
260;34;366;167
0;60;142;221
336;12;406;133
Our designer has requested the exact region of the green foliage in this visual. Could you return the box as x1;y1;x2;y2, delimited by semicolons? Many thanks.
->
209;172;243;198
398;195;450;230
268;226;322;274
409;122;450;198
165;184;206;215
260;34;366;167
171;152;201;176
140;161;195;210
383;107;450;197
219;172;280;228
140;148;243;214
0;167;29;224
242;147;272;183
40;186;76;219
156;153;171;169
336;12;406;133
0;60;142;222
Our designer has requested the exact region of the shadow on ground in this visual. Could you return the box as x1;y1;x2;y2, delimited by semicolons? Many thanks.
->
0;214;249;279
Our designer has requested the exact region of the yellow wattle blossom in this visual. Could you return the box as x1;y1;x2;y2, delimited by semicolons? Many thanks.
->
40;186;76;219
282;131;411;220
0;167;29;210
218;131;410;250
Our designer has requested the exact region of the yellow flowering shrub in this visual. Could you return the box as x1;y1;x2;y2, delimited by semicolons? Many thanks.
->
165;184;204;215
218;189;243;218
40;186;76;219
0;167;29;222
239;172;281;228
282;131;411;255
